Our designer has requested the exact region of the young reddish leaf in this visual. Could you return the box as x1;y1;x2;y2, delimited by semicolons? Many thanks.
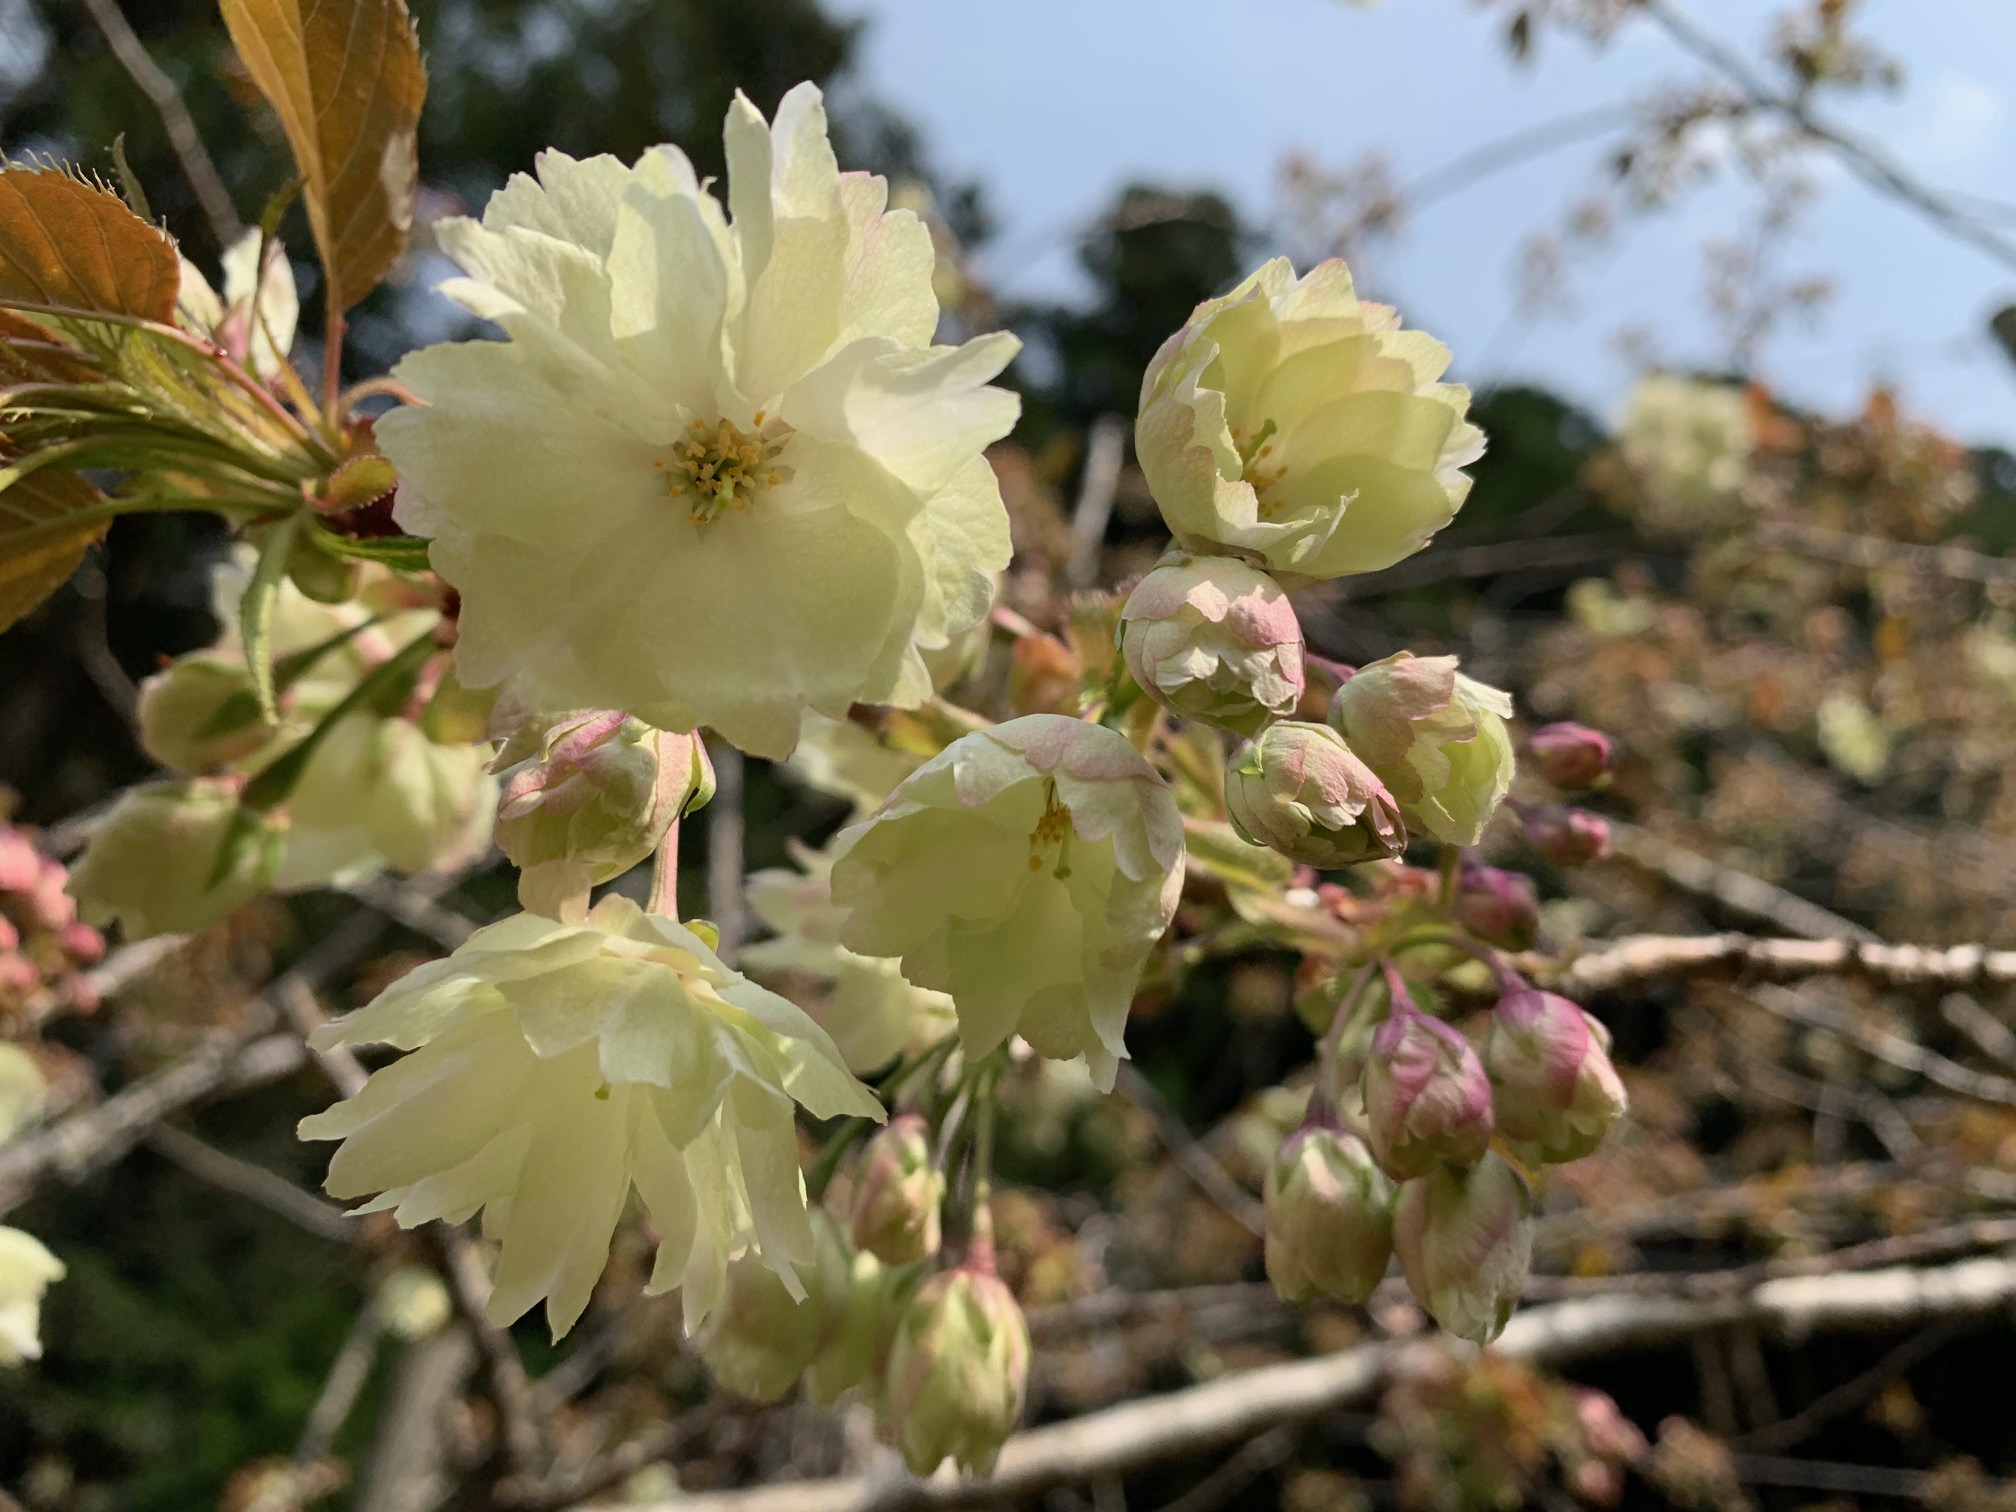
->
219;0;425;313
0;169;179;322
0;466;109;632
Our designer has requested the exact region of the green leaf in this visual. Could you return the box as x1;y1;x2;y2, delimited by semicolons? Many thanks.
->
0;464;107;632
241;628;435;812
109;134;153;224
239;511;306;721
219;0;426;314
308;524;431;572
0;167;179;321
321;453;396;509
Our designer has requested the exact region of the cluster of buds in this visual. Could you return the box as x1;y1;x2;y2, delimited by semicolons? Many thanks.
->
1266;963;1625;1344
688;1120;1028;1478
0;824;103;1016
1512;721;1614;869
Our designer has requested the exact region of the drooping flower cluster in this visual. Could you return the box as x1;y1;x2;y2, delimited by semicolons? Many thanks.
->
71;550;497;940
380;83;1019;760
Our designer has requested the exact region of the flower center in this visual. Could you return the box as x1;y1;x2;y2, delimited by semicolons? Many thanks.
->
656;412;794;526
1026;781;1074;879
1231;418;1287;516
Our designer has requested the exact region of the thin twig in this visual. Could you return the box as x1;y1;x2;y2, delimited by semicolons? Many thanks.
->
1148;1427;1296;1512
296;1298;389;1463
1113;1064;1266;1238
1601;820;1877;943
1752;985;2016;1109
1637;0;2016;274
708;741;747;961
1735;1316;1967;1454
75;0;244;247
145;1122;354;1242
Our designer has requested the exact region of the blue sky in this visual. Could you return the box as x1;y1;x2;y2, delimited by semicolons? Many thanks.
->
835;0;2016;448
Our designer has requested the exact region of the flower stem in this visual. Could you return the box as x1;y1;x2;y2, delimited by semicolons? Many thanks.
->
646;818;681;917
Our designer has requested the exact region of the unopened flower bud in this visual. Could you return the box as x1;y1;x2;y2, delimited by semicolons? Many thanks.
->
698;1214;852;1402
57;923;104;967
1227;722;1405;868
0;917;15;954
1007;632;1082;718
1521;804;1611;867
851;1114;945;1265
1392;1151;1534;1344
493;711;713;918
1486;983;1626;1162
1364;1001;1494;1180
1263;1126;1394;1304
1327;652;1514;845
68;779;286;940
1525;722;1613;790
885;1263;1030;1476
1455;863;1539;951
0;832;39;894
1119;551;1304;735
24;864;73;932
805;1247;921;1407
137;654;276;775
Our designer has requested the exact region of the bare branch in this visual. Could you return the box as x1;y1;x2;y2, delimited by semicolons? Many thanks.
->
144;1122;354;1242
1751;985;2016;1109
75;0;245;247
1759;519;2016;588
1546;932;2016;1000
1066;415;1127;591
611;1255;2016;1512
296;1299;388;1463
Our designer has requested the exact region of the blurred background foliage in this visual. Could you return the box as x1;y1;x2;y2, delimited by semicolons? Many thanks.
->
6;0;2016;1507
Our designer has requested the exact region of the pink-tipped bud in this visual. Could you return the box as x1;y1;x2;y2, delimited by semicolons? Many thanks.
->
850;1114;945;1265
885;1263;1030;1476
1263;1126;1395;1304
1454;862;1539;951
0;956;36;995
1363;1001;1494;1181
0;916;16;954
1524;722;1613;790
27;863;75;932
57;923;104;968
1227;722;1405;868
1392;1151;1534;1344
493;711;713;919
1486;983;1627;1163
0;831;38;894
1521;804;1611;867
1119;550;1306;736
696;1213;852;1403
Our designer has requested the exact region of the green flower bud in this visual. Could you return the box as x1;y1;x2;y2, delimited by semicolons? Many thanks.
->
850;1114;945;1265
1263;1126;1394;1304
1226;721;1405;867
493;712;714;917
1327;652;1514;846
804;1248;922;1407
885;1264;1030;1476
136;654;276;774
697;1213;853;1402
68;779;286;940
1393;1152;1534;1345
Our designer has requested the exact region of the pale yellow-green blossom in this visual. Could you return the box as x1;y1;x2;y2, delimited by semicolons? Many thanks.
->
381;84;1019;759
177;227;299;381
298;896;884;1337
1616;374;1752;535
0;1225;63;1366
1136;257;1481;582
68;779;287;941
829;715;1183;1091
0;1044;44;1146
743;842;956;1073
